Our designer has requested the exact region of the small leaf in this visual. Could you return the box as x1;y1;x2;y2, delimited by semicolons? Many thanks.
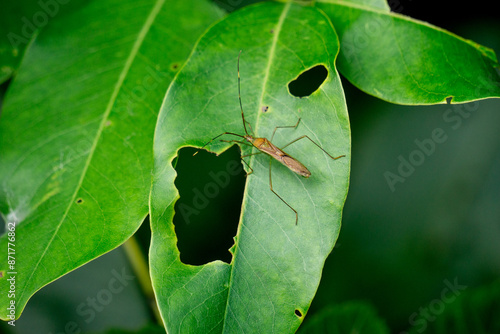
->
0;0;222;320
316;0;500;104
151;2;350;333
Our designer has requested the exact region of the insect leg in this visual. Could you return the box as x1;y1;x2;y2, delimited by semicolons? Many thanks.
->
219;139;258;174
241;151;262;158
268;157;298;225
270;118;301;141
240;157;254;175
281;135;345;160
238;50;256;137
220;139;253;148
242;121;255;138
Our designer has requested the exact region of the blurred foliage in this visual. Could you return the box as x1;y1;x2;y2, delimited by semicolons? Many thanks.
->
95;323;166;334
406;280;500;334
309;80;500;332
0;246;152;334
297;301;389;333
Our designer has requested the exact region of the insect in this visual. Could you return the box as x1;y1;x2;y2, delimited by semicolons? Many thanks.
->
195;51;345;224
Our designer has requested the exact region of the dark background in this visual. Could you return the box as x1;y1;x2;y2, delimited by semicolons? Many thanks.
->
1;0;499;333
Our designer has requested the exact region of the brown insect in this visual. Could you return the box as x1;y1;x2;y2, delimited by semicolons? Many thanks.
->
195;51;345;224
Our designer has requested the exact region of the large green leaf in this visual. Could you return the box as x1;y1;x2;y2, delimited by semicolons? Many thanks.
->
0;0;222;320
150;2;350;333
316;0;500;104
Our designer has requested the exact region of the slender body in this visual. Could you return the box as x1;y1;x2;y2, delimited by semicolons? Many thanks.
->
244;136;311;178
195;50;344;224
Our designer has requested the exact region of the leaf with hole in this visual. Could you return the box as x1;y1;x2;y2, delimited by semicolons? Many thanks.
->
150;2;350;332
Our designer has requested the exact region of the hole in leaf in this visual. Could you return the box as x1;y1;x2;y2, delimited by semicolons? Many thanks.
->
173;146;245;265
76;198;83;204
288;65;328;98
171;62;180;71
295;309;303;317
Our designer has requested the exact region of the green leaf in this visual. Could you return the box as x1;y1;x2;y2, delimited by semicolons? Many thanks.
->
316;0;500;104
150;2;350;333
297;301;390;334
0;0;222;320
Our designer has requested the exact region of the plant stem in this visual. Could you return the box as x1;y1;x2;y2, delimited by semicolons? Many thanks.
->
123;235;164;326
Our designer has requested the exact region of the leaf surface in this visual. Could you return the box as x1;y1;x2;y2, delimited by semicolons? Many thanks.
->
150;2;350;333
0;0;222;319
316;0;500;104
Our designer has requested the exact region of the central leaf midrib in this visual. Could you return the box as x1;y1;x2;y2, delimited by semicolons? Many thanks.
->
221;2;292;332
18;0;166;303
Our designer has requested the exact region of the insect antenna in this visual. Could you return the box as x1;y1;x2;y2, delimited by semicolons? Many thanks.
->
238;50;254;137
194;51;252;157
193;132;246;156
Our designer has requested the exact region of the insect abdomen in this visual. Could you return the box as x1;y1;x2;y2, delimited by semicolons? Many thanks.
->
281;155;311;178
